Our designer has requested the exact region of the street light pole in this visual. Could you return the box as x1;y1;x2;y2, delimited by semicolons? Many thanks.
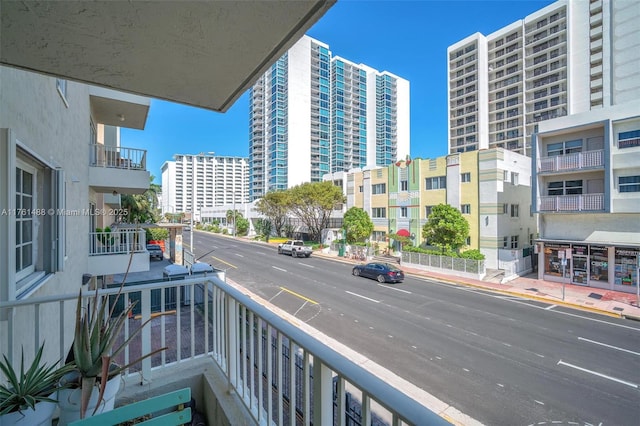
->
232;192;236;238
190;209;193;252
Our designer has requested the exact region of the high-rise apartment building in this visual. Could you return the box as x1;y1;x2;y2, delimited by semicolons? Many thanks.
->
249;35;410;201
447;0;639;156
161;153;248;219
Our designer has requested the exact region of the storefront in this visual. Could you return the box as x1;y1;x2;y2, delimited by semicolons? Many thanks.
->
537;241;639;293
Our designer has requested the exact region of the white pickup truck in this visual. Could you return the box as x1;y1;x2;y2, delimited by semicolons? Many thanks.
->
277;240;313;258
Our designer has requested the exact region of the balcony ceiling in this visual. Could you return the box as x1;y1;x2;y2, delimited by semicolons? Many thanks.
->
0;0;335;112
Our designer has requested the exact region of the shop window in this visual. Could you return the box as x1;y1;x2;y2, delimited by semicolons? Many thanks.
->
590;246;608;283
614;248;639;287
543;244;570;277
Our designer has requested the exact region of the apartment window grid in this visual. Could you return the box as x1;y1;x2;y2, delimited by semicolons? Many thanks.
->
502;236;509;248
618;176;640;193
461;172;471;182
400;207;408;218
511;172;519;186
511;236;519;249
372;231;386;242
466;236;471;246
502;203;508;214
372;183;386;194
425;205;434;217
372;207;386;218
511;204;519;218
461;204;471;214
400;180;408;191
425;176;446;190
548;180;582;196
15;161;35;281
618;130;640;149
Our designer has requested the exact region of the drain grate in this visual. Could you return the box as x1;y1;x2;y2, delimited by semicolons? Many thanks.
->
588;292;603;300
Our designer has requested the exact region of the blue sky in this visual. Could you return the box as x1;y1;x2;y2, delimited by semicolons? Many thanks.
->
122;0;555;184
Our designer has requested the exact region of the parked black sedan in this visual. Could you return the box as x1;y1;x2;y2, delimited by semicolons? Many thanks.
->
352;262;404;283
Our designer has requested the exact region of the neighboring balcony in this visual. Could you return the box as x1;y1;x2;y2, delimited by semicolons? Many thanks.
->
538;193;605;212
537;149;604;174
89;144;150;194
88;229;149;276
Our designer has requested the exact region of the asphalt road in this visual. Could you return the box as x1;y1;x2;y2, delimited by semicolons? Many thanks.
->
188;232;640;426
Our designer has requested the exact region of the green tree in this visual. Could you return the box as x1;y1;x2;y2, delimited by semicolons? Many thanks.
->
342;207;373;244
255;191;291;237
226;209;242;234
422;203;470;253
288;182;345;242
254;218;273;242
119;176;160;224
235;217;249;236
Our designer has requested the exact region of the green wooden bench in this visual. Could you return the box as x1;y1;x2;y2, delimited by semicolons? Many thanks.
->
68;387;191;426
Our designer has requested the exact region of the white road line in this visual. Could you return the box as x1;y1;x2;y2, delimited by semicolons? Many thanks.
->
578;336;640;356
234;253;244;257
299;263;314;268
534;400;545;405
272;266;287;272
293;301;308;317
377;283;411;294
557;359;639;389
345;291;380;303
545;304;557;310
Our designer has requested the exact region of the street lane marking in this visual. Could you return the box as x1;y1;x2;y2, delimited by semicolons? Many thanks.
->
210;255;237;269
299;263;314;268
578;337;640;356
345;291;380;303
279;287;318;305
234;253;244;257
273;266;287;272
377;284;411;294
545;304;557;310
557;359;639;389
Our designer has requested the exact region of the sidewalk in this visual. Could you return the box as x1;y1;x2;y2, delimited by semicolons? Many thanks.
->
312;250;640;321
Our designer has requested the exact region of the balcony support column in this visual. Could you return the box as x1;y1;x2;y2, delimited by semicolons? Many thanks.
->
313;361;333;426
140;288;151;384
226;295;238;391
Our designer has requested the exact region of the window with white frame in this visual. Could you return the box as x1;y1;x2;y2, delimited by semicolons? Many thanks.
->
4;139;66;299
358;185;363;193
548;180;582;195
546;139;582;156
15;160;36;281
425;205;434;217
502;236;508;248
465;236;471;245
461;204;471;214
372;207;386;218
619;176;640;192
372;231;386;242
461;172;471;182
529;233;534;247
511;235;519;249
400;180;408;191
503;170;509;181
425;176;446;190
400;207;408;218
56;79;68;105
511;172;519;185
511;204;519;217
502;203;508;214
372;183;386;194
617;130;640;149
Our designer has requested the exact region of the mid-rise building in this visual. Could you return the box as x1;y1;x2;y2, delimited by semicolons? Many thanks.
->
447;0;640;156
161;153;249;220
325;148;536;270
249;35;410;201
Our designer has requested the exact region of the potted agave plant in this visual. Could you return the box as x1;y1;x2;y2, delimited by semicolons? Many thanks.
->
56;283;167;426
0;343;73;426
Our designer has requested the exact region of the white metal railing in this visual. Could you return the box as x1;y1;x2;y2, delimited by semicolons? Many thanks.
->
401;252;485;275
538;149;604;173
539;193;605;212
89;144;147;170
0;278;451;426
89;229;146;256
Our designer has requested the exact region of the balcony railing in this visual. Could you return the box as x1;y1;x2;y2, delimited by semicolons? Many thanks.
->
0;277;451;425
538;149;604;173
539;193;605;212
89;229;146;256
90;144;147;170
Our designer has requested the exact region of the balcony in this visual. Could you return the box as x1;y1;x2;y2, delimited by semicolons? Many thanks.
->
0;277;453;426
537;149;604;174
88;229;149;276
538;193;605;212
89;144;150;195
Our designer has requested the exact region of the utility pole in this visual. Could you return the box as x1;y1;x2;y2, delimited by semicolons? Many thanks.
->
232;192;236;238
